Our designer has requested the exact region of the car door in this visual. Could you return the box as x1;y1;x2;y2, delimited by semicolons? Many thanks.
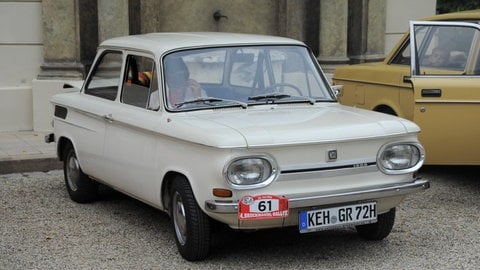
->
77;50;123;178
409;21;480;165
102;53;162;204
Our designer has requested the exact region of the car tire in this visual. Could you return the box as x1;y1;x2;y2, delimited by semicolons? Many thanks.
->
170;176;211;261
356;208;395;240
63;143;98;203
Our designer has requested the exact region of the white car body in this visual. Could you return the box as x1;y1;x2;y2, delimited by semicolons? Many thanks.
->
48;32;428;261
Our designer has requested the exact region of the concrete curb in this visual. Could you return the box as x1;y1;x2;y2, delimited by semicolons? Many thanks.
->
0;157;62;174
0;131;61;174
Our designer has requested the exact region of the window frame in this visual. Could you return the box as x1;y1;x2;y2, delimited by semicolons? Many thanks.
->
84;50;124;101
120;53;159;110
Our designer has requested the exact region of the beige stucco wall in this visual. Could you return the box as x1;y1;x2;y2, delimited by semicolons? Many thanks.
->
385;0;437;53
141;0;279;34
1;0;438;132
0;1;43;131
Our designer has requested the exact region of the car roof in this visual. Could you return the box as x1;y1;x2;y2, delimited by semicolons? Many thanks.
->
381;10;480;63
99;32;306;56
422;10;480;21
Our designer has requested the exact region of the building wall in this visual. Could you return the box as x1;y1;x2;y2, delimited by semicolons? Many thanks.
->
385;0;437;54
148;0;279;34
0;0;43;131
0;0;437;132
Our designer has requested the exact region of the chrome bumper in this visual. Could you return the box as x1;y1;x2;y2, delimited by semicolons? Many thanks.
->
205;178;429;214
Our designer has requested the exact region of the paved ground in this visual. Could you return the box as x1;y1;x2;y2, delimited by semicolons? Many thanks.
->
1;166;479;269
0;131;61;174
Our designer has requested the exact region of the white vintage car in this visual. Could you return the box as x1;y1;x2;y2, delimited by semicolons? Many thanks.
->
47;32;429;261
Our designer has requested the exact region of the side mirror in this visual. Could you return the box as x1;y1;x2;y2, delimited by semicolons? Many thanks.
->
330;85;343;98
63;80;84;92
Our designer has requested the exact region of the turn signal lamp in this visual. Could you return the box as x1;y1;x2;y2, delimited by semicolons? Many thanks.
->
213;188;232;198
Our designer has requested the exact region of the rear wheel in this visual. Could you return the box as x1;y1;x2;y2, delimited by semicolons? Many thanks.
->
63;143;98;203
170;176;211;261
356;208;395;240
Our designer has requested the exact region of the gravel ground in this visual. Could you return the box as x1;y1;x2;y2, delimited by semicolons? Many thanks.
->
1;166;479;269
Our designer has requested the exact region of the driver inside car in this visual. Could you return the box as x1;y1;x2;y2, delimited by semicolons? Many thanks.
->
164;57;206;109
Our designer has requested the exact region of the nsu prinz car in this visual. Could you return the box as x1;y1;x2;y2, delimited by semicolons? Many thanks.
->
46;32;429;261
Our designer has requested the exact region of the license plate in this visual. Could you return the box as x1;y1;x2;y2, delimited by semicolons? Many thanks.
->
299;202;377;233
238;195;289;220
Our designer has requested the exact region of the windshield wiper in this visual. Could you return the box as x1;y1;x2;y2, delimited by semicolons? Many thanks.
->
248;93;291;101
176;97;247;109
248;93;316;105
288;95;316;105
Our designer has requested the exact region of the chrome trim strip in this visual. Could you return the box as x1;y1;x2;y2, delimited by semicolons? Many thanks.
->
205;178;430;213
415;99;480;104
281;158;376;172
277;164;378;181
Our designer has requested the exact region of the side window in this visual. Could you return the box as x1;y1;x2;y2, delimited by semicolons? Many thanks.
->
391;41;411;65
121;55;158;110
416;25;475;75
85;51;122;100
391;29;428;66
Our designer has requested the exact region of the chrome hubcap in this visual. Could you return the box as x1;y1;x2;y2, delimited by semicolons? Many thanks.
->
173;191;187;245
66;153;80;192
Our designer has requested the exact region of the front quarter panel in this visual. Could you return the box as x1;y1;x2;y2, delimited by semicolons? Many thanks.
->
334;63;414;119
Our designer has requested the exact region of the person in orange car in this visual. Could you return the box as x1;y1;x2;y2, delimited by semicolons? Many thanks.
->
423;47;449;67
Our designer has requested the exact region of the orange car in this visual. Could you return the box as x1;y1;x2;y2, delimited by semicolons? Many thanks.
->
333;11;480;165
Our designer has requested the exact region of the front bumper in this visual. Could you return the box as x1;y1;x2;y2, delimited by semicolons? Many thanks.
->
205;178;429;213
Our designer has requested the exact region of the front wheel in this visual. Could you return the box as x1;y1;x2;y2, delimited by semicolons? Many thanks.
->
356;208;395;240
63;143;98;203
170;176;211;261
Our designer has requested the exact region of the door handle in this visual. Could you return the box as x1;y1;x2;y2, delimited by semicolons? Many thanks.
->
104;114;114;122
421;89;441;97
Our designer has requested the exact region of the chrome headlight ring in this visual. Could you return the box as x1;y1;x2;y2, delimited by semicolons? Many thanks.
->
377;141;425;175
223;155;279;190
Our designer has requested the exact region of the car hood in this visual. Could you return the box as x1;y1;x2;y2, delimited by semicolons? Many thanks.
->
171;103;419;148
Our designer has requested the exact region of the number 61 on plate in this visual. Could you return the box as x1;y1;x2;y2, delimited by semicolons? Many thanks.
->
238;194;289;220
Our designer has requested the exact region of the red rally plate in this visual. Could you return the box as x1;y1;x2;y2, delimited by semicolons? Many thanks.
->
238;194;289;220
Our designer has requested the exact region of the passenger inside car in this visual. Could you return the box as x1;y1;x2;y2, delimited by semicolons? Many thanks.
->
448;51;467;69
122;56;156;108
422;47;450;67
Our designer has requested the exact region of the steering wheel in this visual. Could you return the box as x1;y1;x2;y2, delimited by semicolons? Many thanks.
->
264;83;302;96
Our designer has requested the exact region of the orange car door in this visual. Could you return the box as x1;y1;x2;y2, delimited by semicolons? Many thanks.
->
409;21;480;165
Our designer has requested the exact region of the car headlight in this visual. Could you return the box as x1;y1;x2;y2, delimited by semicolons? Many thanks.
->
224;155;278;189
378;142;425;174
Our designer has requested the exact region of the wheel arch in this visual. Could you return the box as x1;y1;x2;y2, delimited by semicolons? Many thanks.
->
161;171;189;213
57;136;74;161
373;104;398;116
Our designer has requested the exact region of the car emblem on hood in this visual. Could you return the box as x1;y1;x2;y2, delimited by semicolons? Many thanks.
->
327;149;337;162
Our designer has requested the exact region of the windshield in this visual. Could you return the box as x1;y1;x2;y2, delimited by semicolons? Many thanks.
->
163;45;335;111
